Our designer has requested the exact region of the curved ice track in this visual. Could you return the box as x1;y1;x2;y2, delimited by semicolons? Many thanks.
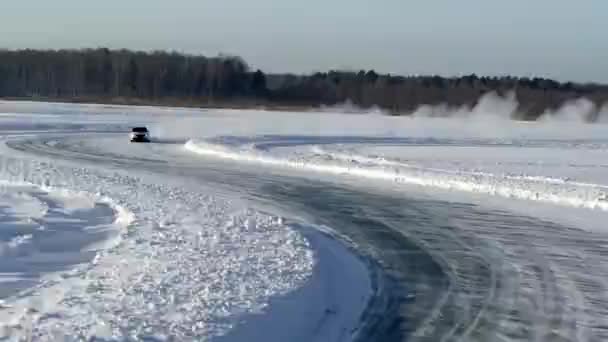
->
5;131;608;341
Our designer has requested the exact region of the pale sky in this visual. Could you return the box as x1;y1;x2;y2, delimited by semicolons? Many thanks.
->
2;0;607;82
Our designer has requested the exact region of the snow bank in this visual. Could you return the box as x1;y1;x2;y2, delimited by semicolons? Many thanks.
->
0;157;314;341
186;137;608;212
0;179;135;229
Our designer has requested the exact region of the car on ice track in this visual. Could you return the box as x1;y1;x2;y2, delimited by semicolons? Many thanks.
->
130;127;151;142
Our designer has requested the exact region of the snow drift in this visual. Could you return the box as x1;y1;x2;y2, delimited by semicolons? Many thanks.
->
186;136;608;212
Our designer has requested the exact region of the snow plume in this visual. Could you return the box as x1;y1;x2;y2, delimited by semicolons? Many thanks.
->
316;99;387;115
411;91;607;123
412;91;519;121
539;98;598;123
594;103;608;123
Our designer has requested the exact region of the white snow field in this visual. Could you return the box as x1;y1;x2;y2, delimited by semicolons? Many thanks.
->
2;100;608;341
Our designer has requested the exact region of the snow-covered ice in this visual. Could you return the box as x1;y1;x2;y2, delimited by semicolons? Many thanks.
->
0;101;373;342
3;100;608;340
0;182;128;297
0;161;319;341
183;113;608;215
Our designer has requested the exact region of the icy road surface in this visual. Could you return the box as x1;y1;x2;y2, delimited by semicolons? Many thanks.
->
1;101;608;341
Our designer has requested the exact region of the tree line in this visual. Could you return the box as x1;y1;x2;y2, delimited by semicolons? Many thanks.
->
1;48;607;119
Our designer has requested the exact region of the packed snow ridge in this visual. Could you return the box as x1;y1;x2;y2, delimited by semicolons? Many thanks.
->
186;136;608;211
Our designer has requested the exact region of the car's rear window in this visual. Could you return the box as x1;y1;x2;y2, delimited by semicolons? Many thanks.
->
132;127;148;132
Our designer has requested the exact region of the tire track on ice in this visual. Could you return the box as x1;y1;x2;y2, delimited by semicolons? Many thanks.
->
10;133;608;341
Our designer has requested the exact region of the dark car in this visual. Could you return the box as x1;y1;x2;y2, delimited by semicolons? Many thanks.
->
130;127;151;142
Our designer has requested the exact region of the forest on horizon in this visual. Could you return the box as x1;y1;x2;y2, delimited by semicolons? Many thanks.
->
1;48;607;120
